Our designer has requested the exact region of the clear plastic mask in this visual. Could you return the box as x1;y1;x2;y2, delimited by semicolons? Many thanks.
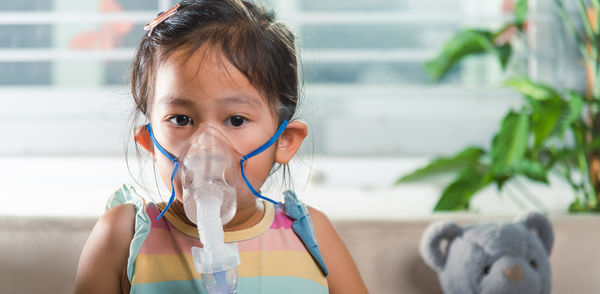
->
145;120;288;220
180;127;242;226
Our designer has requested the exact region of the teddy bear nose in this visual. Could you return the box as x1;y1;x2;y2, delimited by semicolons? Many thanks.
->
503;265;524;281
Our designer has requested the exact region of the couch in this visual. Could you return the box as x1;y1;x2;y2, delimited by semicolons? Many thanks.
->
1;214;599;293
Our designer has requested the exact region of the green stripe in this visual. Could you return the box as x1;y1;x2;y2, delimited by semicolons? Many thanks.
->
105;184;151;282
131;276;327;294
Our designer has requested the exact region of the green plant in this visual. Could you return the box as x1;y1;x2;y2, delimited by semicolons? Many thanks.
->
397;0;600;212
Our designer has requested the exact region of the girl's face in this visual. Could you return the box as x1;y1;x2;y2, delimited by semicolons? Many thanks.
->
149;45;279;210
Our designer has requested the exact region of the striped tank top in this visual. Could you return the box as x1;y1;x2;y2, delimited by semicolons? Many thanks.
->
107;185;328;294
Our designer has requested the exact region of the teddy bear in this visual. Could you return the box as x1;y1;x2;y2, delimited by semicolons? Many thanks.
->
419;212;554;294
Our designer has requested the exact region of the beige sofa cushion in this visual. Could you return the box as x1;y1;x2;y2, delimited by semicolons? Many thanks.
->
337;215;600;294
1;215;598;293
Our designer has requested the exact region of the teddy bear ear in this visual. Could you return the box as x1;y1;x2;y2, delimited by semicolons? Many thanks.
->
518;212;554;255
419;221;463;272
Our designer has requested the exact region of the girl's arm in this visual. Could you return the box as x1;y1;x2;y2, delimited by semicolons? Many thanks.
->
74;204;135;294
308;207;369;294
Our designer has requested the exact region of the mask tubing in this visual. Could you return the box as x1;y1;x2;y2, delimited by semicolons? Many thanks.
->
146;123;179;220
146;124;177;162
243;120;288;158
240;158;278;204
238;120;288;204
156;160;178;220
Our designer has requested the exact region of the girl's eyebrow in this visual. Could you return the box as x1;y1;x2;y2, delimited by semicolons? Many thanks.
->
160;95;262;108
161;97;196;108
219;95;262;108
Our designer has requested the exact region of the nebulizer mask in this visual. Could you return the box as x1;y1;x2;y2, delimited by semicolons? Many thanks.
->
145;121;288;294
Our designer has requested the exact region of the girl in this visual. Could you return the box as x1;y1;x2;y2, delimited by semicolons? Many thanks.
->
74;1;368;293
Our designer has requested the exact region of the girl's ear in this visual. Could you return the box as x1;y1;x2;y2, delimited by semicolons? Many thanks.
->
134;125;154;155
275;120;308;164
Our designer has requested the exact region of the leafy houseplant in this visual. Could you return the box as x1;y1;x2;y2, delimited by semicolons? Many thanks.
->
397;0;600;212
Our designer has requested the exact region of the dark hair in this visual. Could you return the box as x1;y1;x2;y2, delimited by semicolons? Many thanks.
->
130;0;298;123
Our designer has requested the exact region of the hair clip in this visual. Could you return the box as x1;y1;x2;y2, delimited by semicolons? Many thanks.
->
144;3;181;37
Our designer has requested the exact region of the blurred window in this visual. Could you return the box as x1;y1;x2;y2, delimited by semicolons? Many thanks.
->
0;0;570;156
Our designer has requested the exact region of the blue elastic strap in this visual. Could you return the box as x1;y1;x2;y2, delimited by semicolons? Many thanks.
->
145;123;178;220
240;120;289;204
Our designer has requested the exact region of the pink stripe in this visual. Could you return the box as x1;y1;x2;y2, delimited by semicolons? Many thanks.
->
140;226;306;255
270;210;293;229
140;227;306;256
145;204;170;230
139;223;202;255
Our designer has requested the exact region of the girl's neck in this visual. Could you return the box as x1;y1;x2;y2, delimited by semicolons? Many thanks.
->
167;198;265;232
224;199;265;231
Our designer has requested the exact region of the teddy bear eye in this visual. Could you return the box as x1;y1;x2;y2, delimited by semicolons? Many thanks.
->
483;265;491;275
530;259;537;269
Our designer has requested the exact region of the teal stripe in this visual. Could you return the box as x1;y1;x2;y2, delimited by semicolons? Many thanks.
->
131;276;327;294
239;276;328;294
130;279;206;294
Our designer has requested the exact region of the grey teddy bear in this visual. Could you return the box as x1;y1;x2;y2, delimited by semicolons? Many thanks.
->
419;212;554;294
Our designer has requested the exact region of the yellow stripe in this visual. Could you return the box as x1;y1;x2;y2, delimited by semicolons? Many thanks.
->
163;201;275;242
132;251;327;287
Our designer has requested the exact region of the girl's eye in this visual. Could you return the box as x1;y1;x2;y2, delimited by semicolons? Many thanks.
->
169;115;192;127
226;115;248;127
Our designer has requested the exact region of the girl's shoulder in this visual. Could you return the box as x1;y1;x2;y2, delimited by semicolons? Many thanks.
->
101;184;147;261
104;184;153;280
293;199;368;293
74;188;137;293
96;203;137;253
90;184;142;259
